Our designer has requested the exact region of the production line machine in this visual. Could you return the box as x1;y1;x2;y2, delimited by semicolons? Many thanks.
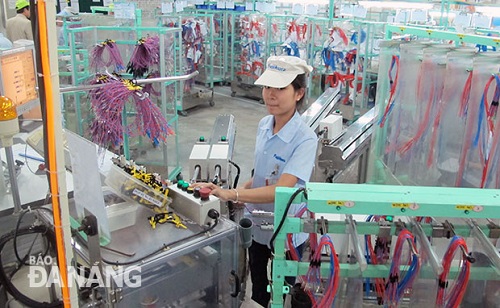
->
269;184;500;307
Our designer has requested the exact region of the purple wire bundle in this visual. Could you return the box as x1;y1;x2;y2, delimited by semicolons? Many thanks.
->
130;91;174;144
88;75;130;147
90;40;125;72
87;72;174;148
127;36;160;78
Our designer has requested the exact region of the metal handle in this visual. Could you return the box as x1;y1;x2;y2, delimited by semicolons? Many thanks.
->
467;219;500;275
411;218;443;276
60;71;199;93
346;215;367;272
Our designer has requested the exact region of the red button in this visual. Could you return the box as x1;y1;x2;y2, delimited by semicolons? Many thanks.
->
199;187;211;200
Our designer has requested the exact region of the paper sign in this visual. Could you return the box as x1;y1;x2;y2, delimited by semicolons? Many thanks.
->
305;4;318;16
226;0;235;9
103;0;113;6
216;0;225;9
114;2;136;20
340;4;354;16
245;1;253;11
472;14;491;29
175;1;184;12
255;2;263;11
353;5;367;18
162;2;174;14
395;10;410;23
292;4;304;15
411;10;427;22
454;13;471;27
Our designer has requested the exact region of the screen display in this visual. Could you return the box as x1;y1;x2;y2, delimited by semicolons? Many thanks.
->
0;48;38;115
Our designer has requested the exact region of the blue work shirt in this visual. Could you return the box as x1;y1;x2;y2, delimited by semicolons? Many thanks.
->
246;111;318;246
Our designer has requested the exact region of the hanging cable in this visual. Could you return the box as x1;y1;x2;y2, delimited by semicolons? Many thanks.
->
269;187;306;253
303;234;341;307
378;55;400;127
384;229;420;307
436;236;472;308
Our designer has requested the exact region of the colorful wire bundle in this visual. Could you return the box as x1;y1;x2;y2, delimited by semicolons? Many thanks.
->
435;236;471;308
384;229;420;307
87;74;174;148
127;36;160;78
88;74;129;147
364;215;391;304
474;73;500;187
303;234;341;308
458;70;474;118
378;55;400;127
90;39;125;72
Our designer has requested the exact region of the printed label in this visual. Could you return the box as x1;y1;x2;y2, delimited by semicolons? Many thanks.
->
133;188;162;207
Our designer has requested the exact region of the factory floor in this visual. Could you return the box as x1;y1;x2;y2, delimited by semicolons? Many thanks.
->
179;85;267;308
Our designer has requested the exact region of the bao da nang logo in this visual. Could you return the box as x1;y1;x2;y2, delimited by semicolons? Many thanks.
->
27;256;141;288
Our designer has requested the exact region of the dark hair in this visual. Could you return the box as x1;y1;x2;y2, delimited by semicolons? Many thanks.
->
16;6;28;14
290;73;307;110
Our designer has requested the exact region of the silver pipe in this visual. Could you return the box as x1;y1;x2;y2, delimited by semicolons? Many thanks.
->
346;215;367;272
191;165;200;183
59;71;199;93
5;146;22;214
466;219;500;275
411;218;443;275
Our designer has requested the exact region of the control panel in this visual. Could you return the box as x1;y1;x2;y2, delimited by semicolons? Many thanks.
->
168;180;221;226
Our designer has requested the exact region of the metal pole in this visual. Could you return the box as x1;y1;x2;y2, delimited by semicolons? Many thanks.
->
59;71;200;93
5;146;22;214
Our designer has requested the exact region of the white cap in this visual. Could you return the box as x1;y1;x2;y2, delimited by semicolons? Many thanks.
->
254;56;313;88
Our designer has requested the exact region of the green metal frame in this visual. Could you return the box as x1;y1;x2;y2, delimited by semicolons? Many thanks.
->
64;25;184;180
385;24;500;48
270;183;500;307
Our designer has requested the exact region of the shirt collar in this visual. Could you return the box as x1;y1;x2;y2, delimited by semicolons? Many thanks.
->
261;111;301;143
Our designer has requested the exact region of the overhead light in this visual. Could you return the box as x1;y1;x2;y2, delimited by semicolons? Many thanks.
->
358;1;433;10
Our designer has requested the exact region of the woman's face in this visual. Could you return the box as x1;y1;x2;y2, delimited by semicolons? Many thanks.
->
262;84;304;118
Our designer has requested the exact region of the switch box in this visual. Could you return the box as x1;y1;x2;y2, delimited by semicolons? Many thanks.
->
168;185;221;226
319;113;343;140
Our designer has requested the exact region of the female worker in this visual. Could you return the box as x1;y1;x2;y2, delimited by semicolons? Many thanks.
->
195;55;318;307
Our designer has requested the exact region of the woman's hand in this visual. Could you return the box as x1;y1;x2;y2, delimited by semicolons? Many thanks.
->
190;182;238;202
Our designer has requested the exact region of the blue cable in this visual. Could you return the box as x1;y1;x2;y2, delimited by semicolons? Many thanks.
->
284;42;300;57
350;30;366;45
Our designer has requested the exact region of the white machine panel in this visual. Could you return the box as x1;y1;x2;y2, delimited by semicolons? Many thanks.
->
189;143;211;181
168;185;221;226
319;113;343;140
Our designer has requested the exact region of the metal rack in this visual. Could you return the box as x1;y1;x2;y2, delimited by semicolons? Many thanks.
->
63;25;185;180
270;183;500;307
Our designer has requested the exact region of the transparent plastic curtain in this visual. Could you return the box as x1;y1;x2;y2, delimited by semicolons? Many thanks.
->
384;42;427;185
435;48;476;187
457;53;500;188
402;45;451;186
367;40;402;184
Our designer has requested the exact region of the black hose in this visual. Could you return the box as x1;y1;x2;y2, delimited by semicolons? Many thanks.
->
13;208;53;265
0;225;62;307
229;160;241;189
269;187;306;253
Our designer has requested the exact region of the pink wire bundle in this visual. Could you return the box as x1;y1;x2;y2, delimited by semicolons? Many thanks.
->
129;90;174;145
87;75;174;148
88;74;129;147
435;236;471;308
303;234;341;307
90;39;125;72
127;36;160;78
